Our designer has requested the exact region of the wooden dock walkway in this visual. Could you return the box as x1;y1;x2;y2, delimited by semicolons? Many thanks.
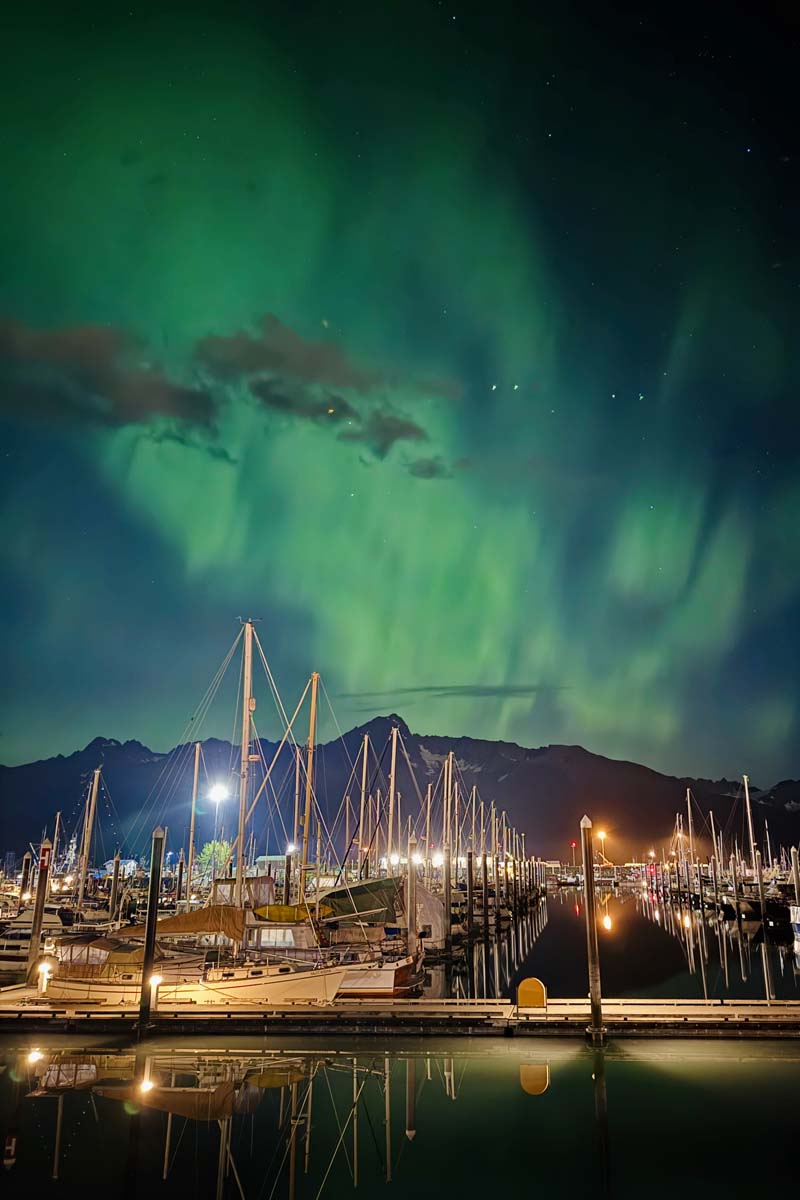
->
0;985;798;1038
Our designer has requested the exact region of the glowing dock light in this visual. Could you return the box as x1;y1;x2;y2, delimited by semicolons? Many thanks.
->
27;1049;44;1064
208;783;229;804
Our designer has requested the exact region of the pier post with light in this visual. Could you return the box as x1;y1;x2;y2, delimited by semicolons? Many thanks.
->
25;838;52;983
579;815;605;1047
138;826;165;1036
109;850;121;921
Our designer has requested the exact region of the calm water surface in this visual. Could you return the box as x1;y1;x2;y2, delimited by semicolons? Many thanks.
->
1;1035;797;1198
448;888;800;1001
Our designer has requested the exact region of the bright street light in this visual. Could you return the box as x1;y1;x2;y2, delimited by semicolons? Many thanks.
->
27;1049;44;1064
140;1079;155;1094
149;974;163;988
602;913;612;931
431;852;443;869
209;784;229;804
285;843;297;855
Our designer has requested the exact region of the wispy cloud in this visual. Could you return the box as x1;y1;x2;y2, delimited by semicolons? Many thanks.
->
407;455;452;480
196;313;381;393
338;683;566;701
0;316;215;430
250;378;358;422
338;408;427;458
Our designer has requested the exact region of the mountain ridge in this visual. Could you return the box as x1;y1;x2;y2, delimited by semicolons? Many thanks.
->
1;715;797;860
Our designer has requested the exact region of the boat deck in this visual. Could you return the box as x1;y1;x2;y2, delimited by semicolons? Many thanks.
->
0;985;798;1038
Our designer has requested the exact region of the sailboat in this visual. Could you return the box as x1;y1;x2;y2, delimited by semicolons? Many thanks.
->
39;917;353;1006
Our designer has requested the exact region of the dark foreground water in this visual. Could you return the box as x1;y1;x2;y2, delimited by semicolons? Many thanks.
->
1;1036;798;1198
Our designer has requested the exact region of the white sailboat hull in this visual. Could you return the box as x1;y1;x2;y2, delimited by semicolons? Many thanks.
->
43;962;351;1006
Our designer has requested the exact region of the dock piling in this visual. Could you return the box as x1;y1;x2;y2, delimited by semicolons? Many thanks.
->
466;849;474;938
137;826;165;1037
580;815;605;1047
25;838;51;983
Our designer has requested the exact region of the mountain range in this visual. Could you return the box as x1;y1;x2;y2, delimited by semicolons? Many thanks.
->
1;715;798;863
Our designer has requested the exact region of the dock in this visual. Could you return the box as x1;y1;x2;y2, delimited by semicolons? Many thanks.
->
1;986;798;1038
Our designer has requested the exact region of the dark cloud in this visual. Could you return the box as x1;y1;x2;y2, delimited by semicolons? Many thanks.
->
340;684;566;701
338;408;427;459
407;455;452;480
250;378;358;422
195;314;460;404
138;428;238;464
196;314;381;393
0;316;215;429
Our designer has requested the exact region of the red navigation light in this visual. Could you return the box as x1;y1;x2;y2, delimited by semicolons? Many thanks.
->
570;841;576;848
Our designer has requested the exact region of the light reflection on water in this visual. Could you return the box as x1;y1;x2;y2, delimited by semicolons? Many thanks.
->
444;889;800;1002
1;1037;798;1198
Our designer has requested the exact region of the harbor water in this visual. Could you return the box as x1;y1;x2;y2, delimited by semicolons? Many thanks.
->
446;887;800;1002
0;1036;797;1197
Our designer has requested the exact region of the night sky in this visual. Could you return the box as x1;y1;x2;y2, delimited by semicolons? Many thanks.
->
1;2;798;782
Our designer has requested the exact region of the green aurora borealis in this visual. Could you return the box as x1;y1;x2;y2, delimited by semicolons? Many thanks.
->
1;2;798;780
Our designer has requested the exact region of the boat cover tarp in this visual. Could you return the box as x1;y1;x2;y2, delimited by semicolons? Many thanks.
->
212;876;277;909
124;905;246;942
56;936;150;965
244;1061;308;1089
319;876;402;923
95;1081;238;1120
253;903;333;922
411;882;447;948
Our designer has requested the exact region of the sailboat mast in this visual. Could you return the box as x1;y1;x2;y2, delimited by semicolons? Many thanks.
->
358;733;369;875
77;767;100;909
49;811;61;900
234;620;254;908
292;746;301;847
424;784;432;862
186;741;200;906
743;774;757;876
299;672;320;883
686;788;696;893
387;724;398;865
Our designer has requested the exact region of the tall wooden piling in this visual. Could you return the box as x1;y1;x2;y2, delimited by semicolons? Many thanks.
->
579;815;605;1047
443;847;452;954
19;852;32;909
109;851;121;921
466;849;474;938
137;826;165;1036
25;838;52;983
